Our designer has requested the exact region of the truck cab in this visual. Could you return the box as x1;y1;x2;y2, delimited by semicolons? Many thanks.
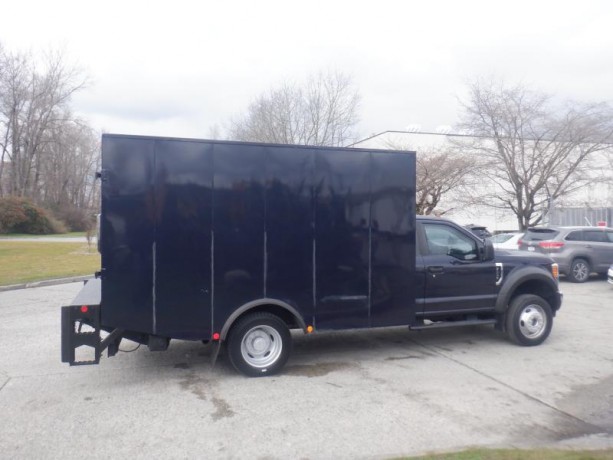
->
415;216;561;346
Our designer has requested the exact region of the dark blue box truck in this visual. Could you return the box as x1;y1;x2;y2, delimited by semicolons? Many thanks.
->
61;134;562;377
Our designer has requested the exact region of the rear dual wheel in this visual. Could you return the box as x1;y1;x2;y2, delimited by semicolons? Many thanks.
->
227;312;291;377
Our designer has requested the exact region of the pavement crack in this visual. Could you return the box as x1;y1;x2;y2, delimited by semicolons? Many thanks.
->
0;376;11;393
409;338;606;433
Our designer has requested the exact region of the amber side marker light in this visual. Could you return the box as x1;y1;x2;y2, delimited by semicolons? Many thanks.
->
306;325;314;333
551;263;559;280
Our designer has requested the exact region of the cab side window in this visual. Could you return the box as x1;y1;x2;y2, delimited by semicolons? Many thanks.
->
423;224;479;261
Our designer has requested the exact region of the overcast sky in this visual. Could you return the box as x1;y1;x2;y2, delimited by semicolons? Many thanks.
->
1;0;612;142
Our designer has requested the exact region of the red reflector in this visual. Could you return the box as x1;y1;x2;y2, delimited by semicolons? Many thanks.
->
212;332;220;341
517;239;523;246
80;306;88;313
538;241;564;249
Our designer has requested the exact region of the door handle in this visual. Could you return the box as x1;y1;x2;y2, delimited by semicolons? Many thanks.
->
428;266;444;274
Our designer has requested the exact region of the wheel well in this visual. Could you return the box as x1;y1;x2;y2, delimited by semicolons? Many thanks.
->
571;256;591;267
225;304;302;339
509;280;560;313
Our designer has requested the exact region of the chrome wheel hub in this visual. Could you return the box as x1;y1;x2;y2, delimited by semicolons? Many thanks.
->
518;304;547;339
241;325;282;368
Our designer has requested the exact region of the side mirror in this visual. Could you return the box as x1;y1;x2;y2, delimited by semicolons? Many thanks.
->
482;238;495;261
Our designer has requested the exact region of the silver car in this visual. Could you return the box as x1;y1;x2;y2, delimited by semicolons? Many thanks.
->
518;226;613;282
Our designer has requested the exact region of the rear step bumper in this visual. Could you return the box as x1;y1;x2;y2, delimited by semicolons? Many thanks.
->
61;304;102;365
61;278;124;365
61;304;124;365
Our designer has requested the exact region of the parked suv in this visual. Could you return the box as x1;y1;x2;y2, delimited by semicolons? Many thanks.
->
518;226;613;282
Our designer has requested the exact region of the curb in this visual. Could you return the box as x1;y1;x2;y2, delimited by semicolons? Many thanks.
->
0;275;94;292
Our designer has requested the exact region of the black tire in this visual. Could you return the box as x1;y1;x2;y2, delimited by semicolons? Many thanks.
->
569;258;590;283
505;294;553;346
227;312;291;377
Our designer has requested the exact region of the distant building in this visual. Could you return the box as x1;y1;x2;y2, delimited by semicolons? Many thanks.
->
549;207;613;227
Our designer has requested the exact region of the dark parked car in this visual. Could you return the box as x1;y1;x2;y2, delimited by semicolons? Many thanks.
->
518;226;613;282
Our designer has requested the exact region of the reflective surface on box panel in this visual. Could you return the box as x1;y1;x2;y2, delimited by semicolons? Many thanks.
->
370;153;416;327
314;150;371;329
153;140;213;339
101;136;156;333
212;143;266;331
265;147;314;322
100;135;417;339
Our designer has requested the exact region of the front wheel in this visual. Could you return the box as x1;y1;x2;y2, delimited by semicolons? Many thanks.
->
569;258;590;283
227;312;291;377
505;294;553;346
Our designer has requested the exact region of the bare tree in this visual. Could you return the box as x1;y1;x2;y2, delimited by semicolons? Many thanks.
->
0;47;87;199
459;79;613;230
207;123;222;140
229;70;360;147
388;142;477;215
39;116;100;213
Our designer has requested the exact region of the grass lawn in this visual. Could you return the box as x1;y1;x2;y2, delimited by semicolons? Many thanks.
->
0;241;100;286
0;232;87;239
405;448;613;460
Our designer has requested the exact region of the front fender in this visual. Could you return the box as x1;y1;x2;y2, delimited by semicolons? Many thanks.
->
495;265;561;313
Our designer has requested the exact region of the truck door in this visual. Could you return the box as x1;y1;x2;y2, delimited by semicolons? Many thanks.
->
419;221;496;314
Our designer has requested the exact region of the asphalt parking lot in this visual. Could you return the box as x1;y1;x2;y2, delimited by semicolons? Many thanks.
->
0;279;612;459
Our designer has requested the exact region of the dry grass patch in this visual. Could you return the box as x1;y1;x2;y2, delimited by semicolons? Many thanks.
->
0;241;100;286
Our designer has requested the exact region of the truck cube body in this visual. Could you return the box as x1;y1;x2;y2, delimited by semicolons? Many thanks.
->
100;133;416;338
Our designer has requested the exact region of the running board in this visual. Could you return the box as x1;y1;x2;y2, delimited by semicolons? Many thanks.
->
410;319;497;330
